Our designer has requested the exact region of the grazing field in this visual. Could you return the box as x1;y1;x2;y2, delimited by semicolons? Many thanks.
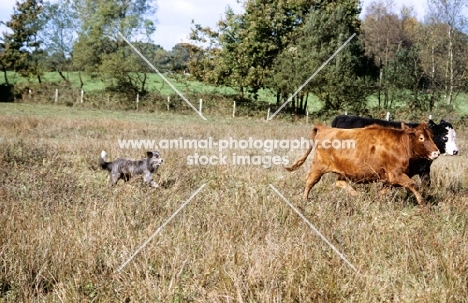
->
1;103;468;302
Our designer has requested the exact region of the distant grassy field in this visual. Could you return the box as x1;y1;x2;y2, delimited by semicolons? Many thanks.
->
0;103;467;302
1;71;277;102
3;71;468;118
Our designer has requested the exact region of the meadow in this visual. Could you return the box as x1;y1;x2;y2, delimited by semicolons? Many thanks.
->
0;102;467;302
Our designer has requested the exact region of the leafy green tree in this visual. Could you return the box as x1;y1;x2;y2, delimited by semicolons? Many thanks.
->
0;35;12;85
151;44;170;72
189;8;251;98
384;47;426;109
1;0;45;83
73;0;157;94
291;0;371;112
169;43;190;73
40;0;78;83
190;0;318;100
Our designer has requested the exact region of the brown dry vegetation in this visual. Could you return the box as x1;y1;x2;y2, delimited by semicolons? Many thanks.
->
1;103;468;302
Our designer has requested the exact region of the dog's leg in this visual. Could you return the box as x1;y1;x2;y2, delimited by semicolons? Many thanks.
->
109;173;120;186
143;172;159;188
123;173;131;182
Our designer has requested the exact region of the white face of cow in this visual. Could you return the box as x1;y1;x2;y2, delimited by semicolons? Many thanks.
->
444;127;459;155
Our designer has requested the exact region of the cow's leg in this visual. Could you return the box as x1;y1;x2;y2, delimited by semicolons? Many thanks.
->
335;179;358;196
389;173;425;206
303;169;323;200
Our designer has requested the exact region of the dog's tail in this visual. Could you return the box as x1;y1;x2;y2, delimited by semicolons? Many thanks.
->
99;150;112;171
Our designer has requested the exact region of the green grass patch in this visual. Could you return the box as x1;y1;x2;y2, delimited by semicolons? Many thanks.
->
3;71;467;117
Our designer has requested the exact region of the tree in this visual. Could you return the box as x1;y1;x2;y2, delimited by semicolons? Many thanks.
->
426;0;468;105
384;47;426;110
0;35;12;85
1;0;45;83
73;0;157;94
40;0;78;83
169;43;191;73
190;0;318;100
362;0;405;108
291;0;371;112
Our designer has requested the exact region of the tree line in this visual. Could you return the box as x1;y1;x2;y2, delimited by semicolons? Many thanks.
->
1;0;467;113
189;0;468;113
0;0;189;96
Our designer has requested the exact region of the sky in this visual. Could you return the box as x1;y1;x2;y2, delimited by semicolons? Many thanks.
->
0;0;427;51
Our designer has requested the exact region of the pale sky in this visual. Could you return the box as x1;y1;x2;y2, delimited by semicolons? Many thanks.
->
0;0;426;51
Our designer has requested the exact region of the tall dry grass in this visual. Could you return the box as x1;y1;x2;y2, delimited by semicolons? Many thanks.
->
0;104;467;302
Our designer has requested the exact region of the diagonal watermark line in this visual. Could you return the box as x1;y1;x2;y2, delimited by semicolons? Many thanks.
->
117;32;207;121
269;184;358;273
116;183;207;273
268;33;357;121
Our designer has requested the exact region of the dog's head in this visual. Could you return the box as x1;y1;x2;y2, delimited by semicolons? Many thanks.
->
146;151;163;172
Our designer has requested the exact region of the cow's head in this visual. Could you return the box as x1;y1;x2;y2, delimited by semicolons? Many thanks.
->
428;119;459;155
405;122;440;160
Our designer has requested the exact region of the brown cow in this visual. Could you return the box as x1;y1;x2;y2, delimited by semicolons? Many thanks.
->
286;122;440;205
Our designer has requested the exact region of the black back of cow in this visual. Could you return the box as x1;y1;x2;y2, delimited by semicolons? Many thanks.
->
331;115;419;129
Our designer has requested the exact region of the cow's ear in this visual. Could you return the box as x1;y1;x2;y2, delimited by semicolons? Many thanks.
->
428;119;436;127
440;119;447;124
146;151;153;158
401;123;409;130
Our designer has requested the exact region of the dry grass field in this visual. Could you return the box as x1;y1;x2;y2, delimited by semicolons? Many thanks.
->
1;103;467;302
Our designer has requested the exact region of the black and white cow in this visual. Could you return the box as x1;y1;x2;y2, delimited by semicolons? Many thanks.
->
331;115;459;186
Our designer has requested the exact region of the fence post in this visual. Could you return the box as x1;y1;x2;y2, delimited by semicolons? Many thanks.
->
199;99;203;114
386;112;390;121
55;89;58;104
429;114;432;120
306;110;309;124
232;101;236;118
136;93;139;110
167;96;170;111
80;90;84;104
267;107;270;120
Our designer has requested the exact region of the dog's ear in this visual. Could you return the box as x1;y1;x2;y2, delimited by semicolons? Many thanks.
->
146;151;153;158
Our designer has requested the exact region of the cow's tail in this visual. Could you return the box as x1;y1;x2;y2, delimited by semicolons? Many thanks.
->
99;150;112;172
285;126;319;171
